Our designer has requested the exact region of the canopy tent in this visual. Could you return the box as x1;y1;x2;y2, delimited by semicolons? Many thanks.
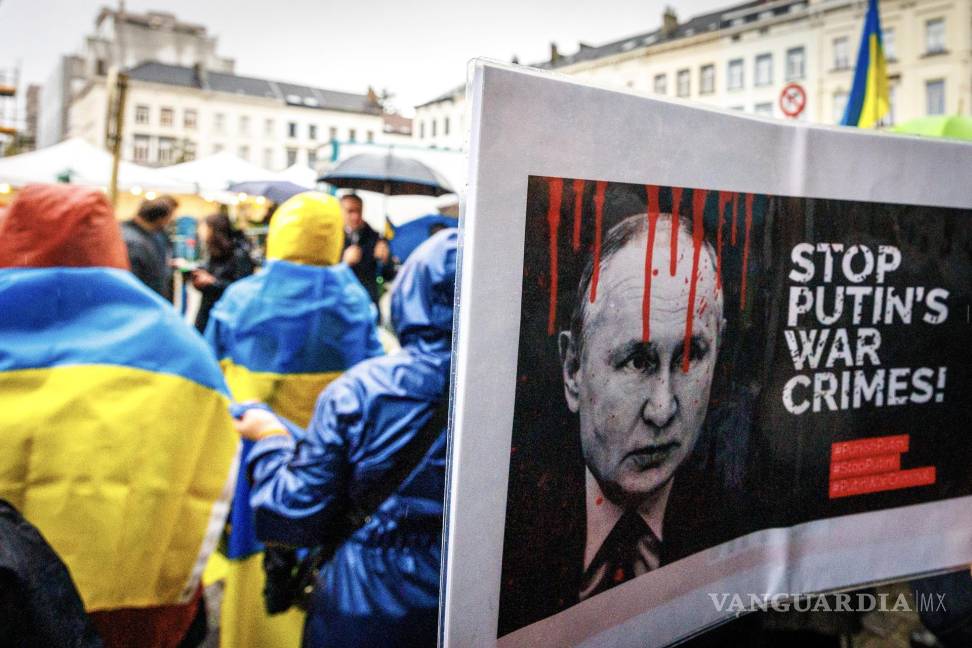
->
892;115;972;141
161;151;280;193
0;138;193;193
275;163;318;188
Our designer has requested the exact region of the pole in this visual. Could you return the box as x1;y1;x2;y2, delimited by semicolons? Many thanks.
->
108;72;128;207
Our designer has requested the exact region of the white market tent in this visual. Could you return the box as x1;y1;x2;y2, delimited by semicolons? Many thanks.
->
161;151;280;194
276;163;318;188
0;138;194;193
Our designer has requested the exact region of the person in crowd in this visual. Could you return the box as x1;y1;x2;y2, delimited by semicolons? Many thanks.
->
205;191;383;648
233;228;458;647
121;195;177;300
0;498;102;648
191;212;255;333
339;193;395;303
0;185;238;648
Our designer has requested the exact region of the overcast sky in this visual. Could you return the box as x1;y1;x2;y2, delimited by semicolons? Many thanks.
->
1;0;729;114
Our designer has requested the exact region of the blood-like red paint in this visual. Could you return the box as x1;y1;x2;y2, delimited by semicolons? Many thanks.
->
717;191;732;289
669;187;683;276
547;178;563;335
731;192;739;246
642;185;660;341
590;181;606;303
683;189;708;372
740;193;754;311
572;179;585;252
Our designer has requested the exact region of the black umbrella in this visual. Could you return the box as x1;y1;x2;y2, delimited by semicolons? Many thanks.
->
227;180;309;205
319;151;454;197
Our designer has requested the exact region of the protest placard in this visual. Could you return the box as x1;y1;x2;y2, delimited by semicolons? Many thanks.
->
442;60;972;647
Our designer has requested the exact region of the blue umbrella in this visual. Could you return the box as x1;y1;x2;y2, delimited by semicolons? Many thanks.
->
227;180;310;204
388;214;458;263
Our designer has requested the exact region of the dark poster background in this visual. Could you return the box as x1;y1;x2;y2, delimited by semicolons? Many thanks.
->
498;174;972;636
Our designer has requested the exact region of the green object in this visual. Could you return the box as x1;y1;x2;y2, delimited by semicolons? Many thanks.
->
892;115;972;141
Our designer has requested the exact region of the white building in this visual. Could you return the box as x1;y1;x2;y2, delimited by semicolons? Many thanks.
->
68;61;387;171
413;84;466;150
414;0;971;146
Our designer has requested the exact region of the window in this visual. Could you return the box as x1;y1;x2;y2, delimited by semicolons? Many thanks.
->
926;79;945;115
96;59;107;76
833;37;850;70
238;145;249;161
183;109;197;129
329;126;337;141
135;105;150;125
676;69;690;97
431;119;437;137
653;73;667;95
925;18;945;54
700;65;715;94
158;137;175;164
133;135;150;163
833;91;848;123
419;121;425;139
307;150;317;168
728;59;744;90
263;148;274;169
366;130;374;143
287;121;297;138
212;143;224;154
785;47;805;80
755;54;773;86
444;117;450;136
348;128;357;142
160;108;174;128
882;82;898;126
308;124;317;140
883;28;896;61
754;102;774;117
264;118;275;137
286;147;298;166
239;115;249;135
729;105;745;111
214;113;225;133
181;140;196;162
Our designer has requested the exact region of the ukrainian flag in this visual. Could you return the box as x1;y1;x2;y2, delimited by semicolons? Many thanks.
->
841;0;890;128
206;192;383;647
0;267;239;612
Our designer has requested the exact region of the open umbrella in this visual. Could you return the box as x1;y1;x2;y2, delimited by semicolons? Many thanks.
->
892;115;972;141
319;151;454;197
227;180;309;205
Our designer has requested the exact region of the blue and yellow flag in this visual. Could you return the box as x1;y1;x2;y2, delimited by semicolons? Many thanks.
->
841;0;890;128
0;267;239;612
205;191;383;648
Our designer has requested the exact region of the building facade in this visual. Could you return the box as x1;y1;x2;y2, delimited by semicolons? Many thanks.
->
413;0;971;146
69;62;386;170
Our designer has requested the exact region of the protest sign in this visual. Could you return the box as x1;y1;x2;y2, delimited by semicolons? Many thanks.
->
441;60;972;647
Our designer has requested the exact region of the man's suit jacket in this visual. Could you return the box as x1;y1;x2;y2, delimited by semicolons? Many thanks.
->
497;406;753;638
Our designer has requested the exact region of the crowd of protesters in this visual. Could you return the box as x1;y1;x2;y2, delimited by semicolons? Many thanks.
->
0;183;452;648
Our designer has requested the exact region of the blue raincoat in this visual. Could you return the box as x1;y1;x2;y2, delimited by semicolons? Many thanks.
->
247;228;458;647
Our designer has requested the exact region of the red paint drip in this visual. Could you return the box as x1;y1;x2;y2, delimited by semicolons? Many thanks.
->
740;193;754;312
683;189;707;373
731;192;739;246
717;191;732;289
572;179;585;251
546;178;563;335
590;181;606;303
642;185;660;341
669;187;683;276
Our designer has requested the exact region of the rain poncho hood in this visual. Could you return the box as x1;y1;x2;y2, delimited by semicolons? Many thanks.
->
245;228;458;648
0;185;238;612
265;191;344;266
0;184;129;269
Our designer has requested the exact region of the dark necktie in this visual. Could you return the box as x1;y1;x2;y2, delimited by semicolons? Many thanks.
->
580;510;661;600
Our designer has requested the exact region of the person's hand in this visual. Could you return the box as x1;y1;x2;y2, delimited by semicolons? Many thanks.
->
374;239;390;264
343;244;363;266
234;407;288;441
191;269;216;289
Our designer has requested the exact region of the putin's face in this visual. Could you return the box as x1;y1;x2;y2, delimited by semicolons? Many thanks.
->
560;218;722;507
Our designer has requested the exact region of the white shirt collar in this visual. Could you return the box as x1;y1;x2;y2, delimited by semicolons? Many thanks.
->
583;468;672;570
